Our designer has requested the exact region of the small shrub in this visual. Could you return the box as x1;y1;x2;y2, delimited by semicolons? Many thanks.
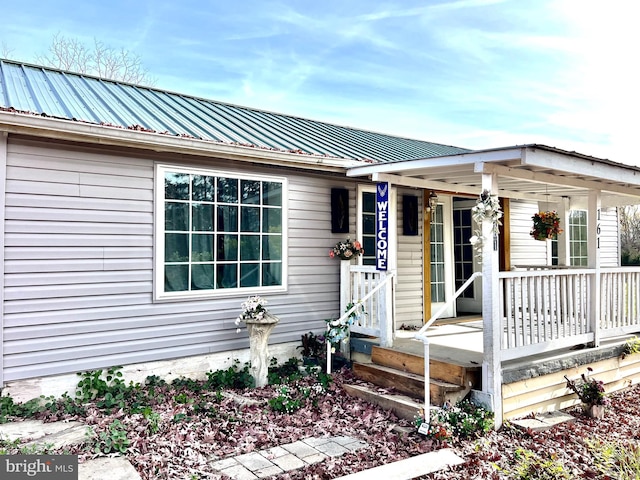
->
268;379;328;414
0;393;52;423
205;360;253;390
92;419;130;454
497;448;571;480
417;400;494;440
76;367;140;411
268;357;303;385
586;438;640;480
564;368;608;407
622;336;640;358
268;386;303;413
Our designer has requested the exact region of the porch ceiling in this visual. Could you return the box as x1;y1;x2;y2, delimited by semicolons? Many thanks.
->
346;144;640;207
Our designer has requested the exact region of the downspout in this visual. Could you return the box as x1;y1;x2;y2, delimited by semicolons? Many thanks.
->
0;132;7;388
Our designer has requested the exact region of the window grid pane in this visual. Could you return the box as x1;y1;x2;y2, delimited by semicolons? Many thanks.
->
430;205;446;302
163;171;283;293
569;210;588;267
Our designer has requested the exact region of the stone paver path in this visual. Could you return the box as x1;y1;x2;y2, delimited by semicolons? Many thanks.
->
211;435;368;479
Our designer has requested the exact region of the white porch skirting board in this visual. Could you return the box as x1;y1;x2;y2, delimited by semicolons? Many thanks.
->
503;352;640;419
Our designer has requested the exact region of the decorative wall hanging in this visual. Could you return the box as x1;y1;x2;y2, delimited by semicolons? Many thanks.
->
403;195;419;236
331;188;349;233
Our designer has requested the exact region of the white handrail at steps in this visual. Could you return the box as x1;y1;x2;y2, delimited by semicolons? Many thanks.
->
415;272;483;426
326;271;396;374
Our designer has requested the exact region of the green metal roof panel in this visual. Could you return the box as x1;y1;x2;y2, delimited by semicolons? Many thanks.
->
0;59;470;162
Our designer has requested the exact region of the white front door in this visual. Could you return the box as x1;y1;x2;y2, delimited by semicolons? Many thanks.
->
453;199;482;313
429;195;456;319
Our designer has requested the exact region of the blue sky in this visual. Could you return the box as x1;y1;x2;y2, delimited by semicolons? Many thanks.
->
2;0;638;164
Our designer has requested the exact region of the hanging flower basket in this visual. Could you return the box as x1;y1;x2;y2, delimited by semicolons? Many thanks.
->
531;211;562;241
329;237;364;260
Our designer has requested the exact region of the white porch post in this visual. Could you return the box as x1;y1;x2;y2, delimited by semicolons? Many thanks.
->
481;172;503;428
588;190;601;347
557;197;570;266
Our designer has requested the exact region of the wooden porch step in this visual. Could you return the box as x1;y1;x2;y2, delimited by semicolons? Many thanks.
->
371;345;481;388
342;384;424;422
351;362;467;406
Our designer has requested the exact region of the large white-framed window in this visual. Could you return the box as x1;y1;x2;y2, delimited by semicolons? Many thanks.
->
155;164;287;300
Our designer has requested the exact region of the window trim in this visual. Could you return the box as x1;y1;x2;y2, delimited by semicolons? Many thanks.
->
154;163;288;301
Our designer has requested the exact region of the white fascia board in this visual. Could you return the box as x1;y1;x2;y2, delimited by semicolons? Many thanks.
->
521;147;640;187
346;147;523;178
0;112;363;172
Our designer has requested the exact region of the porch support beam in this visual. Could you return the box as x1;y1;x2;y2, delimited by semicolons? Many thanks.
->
588;190;602;347
481;172;503;428
479;162;640;199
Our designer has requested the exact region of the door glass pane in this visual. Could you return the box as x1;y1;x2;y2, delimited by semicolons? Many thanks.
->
430;204;445;302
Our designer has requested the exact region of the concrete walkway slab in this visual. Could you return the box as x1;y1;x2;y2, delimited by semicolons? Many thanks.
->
334;448;465;480
78;457;142;480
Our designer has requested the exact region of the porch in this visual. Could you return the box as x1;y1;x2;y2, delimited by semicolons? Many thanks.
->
338;143;640;426
339;263;640;423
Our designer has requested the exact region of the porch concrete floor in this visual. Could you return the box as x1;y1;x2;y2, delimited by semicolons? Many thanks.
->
393;320;484;367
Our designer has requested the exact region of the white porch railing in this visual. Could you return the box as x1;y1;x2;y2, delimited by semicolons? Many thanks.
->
499;267;640;360
600;267;640;336
325;263;395;374
340;263;395;344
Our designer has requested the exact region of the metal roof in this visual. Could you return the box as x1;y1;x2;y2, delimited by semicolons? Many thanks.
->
0;59;469;163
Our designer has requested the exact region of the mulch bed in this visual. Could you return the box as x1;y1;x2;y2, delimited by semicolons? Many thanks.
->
9;369;640;479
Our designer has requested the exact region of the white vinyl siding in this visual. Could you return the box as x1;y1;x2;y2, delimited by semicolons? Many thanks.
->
509;199;548;267
395;189;423;327
2;137;348;382
599;207;619;267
